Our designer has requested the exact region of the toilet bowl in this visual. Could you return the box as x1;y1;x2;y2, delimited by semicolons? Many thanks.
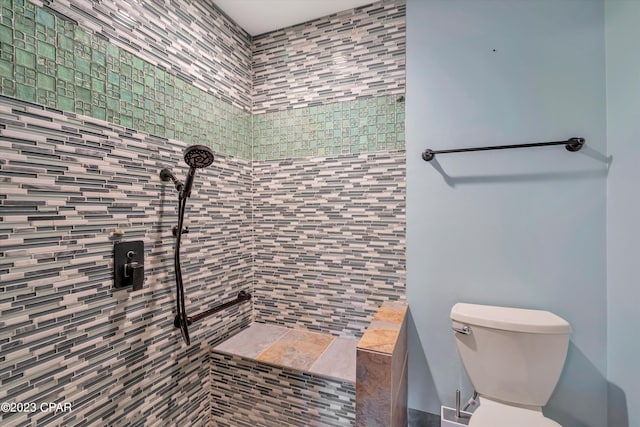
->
450;303;571;427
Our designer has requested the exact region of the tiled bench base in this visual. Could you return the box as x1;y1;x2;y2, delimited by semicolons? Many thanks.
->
210;323;357;426
356;301;409;427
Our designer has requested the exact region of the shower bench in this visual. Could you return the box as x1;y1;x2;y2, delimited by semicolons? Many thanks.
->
209;301;408;427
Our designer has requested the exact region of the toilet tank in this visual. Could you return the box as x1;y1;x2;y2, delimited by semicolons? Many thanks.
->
451;303;571;407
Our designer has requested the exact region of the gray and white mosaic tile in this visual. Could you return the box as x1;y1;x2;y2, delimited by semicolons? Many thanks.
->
253;151;406;338
252;0;406;114
36;0;405;115
210;351;356;427
0;95;253;426
32;0;253;111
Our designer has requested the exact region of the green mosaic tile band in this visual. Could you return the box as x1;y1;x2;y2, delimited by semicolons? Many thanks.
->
0;0;252;159
0;0;404;161
252;95;406;160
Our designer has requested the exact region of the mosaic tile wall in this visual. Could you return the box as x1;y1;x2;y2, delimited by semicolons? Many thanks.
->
210;351;356;427
0;0;252;158
250;0;407;342
253;151;406;338
253;95;405;160
0;96;253;426
252;0;406;114
1;0;407;424
32;0;253;111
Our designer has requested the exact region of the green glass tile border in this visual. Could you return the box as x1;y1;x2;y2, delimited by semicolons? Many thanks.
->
252;95;406;161
0;0;252;159
0;1;404;162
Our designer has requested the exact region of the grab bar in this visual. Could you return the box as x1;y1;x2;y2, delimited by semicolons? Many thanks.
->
174;290;252;328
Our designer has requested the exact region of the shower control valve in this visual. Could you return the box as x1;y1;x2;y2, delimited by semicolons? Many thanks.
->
114;240;145;291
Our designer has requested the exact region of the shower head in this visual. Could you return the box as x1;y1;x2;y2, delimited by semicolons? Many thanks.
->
184;145;214;169
181;145;214;199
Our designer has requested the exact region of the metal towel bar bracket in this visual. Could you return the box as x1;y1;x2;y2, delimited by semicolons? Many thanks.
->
422;137;585;162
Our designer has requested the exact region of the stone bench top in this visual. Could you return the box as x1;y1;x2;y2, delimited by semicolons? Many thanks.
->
212;300;408;384
357;300;408;355
213;323;359;383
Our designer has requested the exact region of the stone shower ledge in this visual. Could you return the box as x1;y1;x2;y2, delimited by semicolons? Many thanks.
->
212;300;408;385
213;322;359;383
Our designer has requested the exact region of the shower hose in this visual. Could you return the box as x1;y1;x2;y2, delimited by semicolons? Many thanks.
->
174;193;190;345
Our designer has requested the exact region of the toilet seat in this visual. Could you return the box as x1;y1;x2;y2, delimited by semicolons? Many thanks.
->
469;397;561;427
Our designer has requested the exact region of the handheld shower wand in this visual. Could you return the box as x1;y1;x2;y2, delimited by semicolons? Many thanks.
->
160;144;214;345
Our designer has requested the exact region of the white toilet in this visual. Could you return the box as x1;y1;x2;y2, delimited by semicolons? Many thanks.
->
450;303;571;427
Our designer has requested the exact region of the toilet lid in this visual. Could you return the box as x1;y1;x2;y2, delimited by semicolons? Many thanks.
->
469;398;561;427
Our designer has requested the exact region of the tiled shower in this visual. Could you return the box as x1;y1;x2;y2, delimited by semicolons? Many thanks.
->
0;0;406;425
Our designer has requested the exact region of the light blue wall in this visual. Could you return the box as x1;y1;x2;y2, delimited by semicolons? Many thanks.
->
405;1;608;426
606;1;640;426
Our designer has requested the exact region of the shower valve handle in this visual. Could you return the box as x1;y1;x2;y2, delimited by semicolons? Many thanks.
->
124;262;144;291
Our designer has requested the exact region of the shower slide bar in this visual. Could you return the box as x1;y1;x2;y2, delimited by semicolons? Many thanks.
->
421;137;585;162
174;290;252;327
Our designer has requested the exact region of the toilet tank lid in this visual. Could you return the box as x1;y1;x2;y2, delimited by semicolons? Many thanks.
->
450;303;571;334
